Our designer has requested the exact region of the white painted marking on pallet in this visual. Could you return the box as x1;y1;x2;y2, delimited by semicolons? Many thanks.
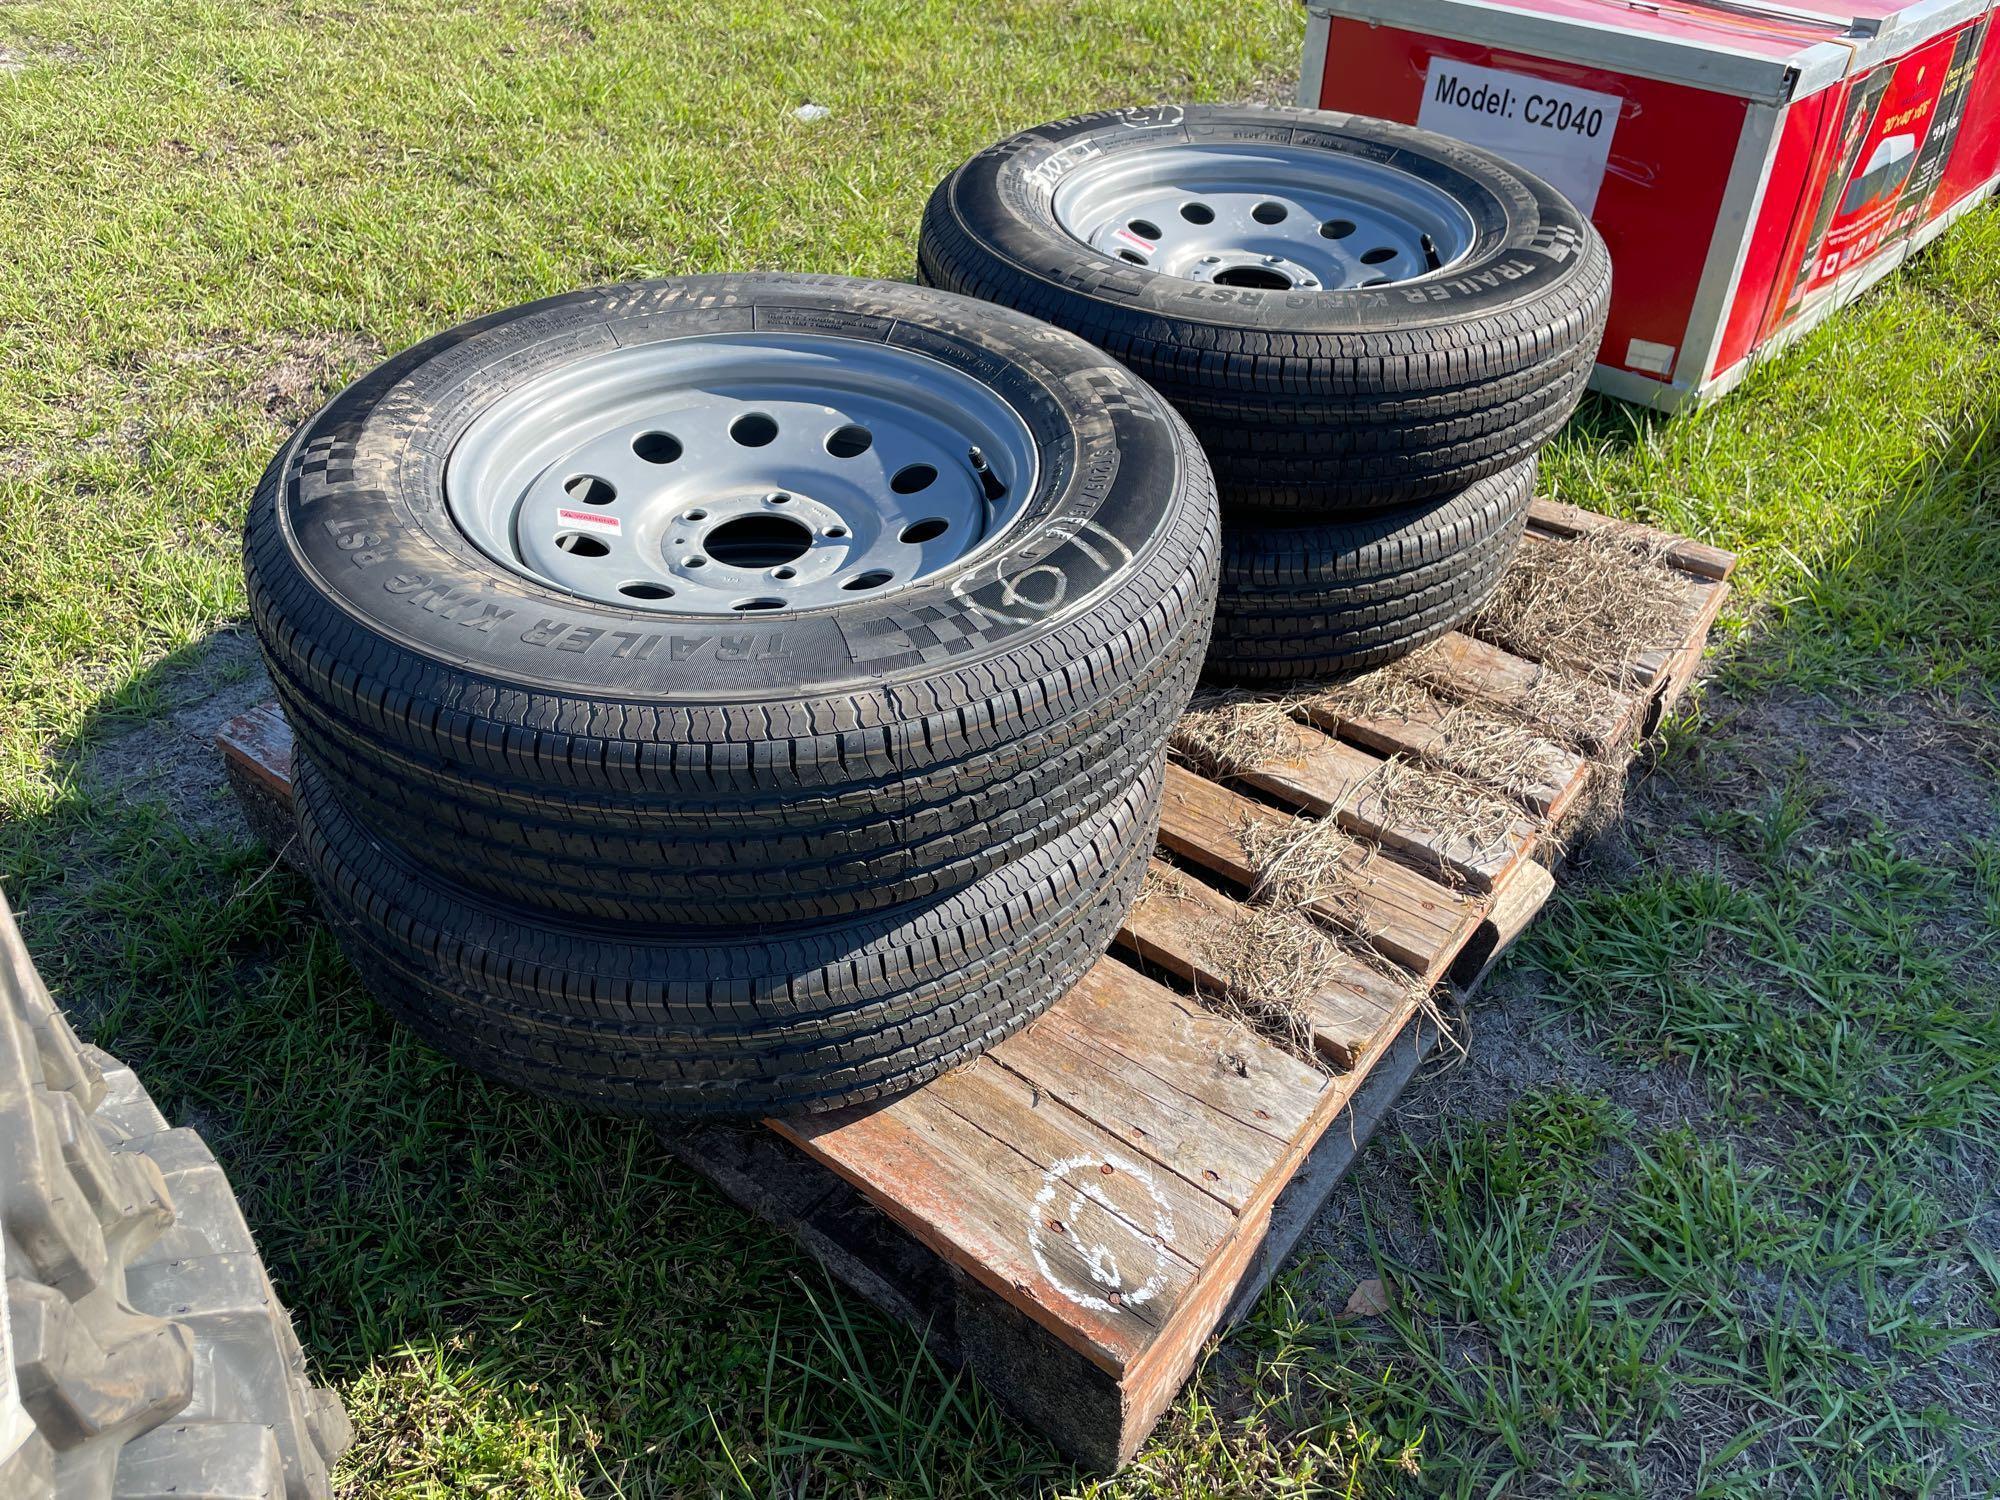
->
1028;1154;1175;1313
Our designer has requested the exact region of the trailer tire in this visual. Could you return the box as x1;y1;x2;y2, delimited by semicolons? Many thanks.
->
290;752;1163;1119
918;105;1609;512
1206;458;1535;683
245;275;1216;928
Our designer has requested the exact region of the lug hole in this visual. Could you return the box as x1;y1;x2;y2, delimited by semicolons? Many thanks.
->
824;524;848;538
899;517;950;545
773;566;797;580
890;464;937;495
684;556;707;567
554;532;611;557
825;424;873;458
684;508;708;521
1251;201;1288;225
767;491;792;505
563;475;616;507
729;412;779;447
632;432;682;464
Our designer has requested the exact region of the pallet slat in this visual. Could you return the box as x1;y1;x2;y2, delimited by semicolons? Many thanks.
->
1526;497;1737;583
1156;763;1481;980
1209;717;1539;892
1117;864;1397;1069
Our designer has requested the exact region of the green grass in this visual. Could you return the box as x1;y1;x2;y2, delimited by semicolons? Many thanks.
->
4;0;2000;1494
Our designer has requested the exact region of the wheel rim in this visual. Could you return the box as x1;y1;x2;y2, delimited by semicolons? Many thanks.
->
445;335;1041;614
1051;143;1478;291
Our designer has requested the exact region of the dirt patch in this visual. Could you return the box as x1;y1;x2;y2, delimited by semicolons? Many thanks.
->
170;329;382;426
66;629;275;839
0;42;84;76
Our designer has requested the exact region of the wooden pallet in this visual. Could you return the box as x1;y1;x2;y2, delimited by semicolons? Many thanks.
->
218;499;1735;1472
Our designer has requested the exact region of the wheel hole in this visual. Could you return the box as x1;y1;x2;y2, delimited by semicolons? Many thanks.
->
1320;219;1356;240
555;532;610;557
890;463;937;495
1360;245;1397;265
1212;266;1292;290
1360;276;1391;287
1180;202;1215;225
843;570;893;591
563;475;616;507
899;517;950;545
702;514;814;567
825;424;873;458
1118;250;1148;266
1251;201;1288;225
632;432;682;464
1127;218;1162;241
618;581;675;600
733;597;787;612
729;412;779;447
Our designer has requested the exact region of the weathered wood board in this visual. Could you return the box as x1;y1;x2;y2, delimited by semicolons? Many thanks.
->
218;501;1735;1472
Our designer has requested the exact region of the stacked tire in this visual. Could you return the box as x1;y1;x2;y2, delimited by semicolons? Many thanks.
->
918;105;1611;681
2;891;350;1499
245;276;1218;1119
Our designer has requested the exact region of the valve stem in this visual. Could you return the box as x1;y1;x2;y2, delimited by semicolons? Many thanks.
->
968;446;1009;502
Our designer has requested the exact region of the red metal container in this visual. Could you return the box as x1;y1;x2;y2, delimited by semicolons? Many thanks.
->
1301;0;2000;406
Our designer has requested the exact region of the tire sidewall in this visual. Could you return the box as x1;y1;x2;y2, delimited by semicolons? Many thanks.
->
258;274;1204;702
937;104;1598;334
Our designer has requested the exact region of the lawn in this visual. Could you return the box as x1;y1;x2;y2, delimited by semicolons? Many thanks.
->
3;0;1997;1495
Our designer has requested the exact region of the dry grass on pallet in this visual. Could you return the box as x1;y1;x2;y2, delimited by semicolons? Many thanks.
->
1471;529;1689;684
1170;688;1312;777
1517;660;1628;754
1142;863;1440;1076
1143;864;1329;1068
1306;666;1577;807
1238;806;1369;925
1357;755;1523;872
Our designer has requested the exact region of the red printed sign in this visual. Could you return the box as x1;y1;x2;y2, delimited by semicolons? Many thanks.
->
1772;21;1988;329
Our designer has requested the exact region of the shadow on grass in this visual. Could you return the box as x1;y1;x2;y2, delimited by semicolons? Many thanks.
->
1;633;1065;1497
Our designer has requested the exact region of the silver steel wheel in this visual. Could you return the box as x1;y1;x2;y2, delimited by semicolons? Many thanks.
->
1052;143;1477;291
445;335;1040;613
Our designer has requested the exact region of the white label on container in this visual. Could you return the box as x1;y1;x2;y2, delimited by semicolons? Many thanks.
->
1625;338;1677;375
1418;58;1621;215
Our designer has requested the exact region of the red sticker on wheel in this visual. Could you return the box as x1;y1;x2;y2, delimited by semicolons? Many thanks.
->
557;508;621;532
